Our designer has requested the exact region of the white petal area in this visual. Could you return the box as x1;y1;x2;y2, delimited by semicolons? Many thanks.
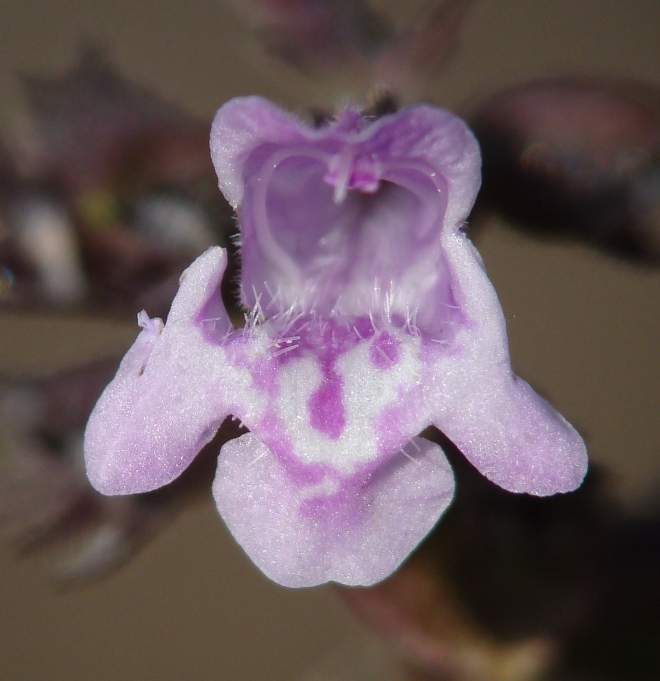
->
336;331;426;461
272;327;423;473
214;432;455;587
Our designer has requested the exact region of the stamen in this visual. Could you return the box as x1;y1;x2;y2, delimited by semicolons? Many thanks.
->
325;147;355;204
333;180;348;204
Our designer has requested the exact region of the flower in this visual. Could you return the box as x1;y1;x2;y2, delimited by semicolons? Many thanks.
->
83;97;587;588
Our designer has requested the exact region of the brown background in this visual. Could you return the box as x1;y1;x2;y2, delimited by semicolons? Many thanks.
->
0;1;659;680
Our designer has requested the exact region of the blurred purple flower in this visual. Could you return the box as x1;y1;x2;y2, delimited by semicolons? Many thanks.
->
0;53;236;584
84;97;587;588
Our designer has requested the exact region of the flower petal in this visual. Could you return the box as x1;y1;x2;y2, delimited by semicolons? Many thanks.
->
210;96;311;208
443;376;588;495
427;230;588;495
83;94;589;591
210;98;481;322
213;432;455;587
84;247;234;494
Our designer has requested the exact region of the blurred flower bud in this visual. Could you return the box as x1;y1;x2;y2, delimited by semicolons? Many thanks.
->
224;0;390;71
373;0;473;102
335;431;608;680
470;78;660;264
222;0;473;103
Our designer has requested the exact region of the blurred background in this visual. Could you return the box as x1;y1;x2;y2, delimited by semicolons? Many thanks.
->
0;1;659;680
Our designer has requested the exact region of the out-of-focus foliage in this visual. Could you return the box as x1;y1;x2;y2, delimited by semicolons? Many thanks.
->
470;78;660;265
0;49;236;315
338;430;660;681
226;0;473;102
0;52;239;584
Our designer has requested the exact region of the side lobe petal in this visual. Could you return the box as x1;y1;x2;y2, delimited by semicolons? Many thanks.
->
213;433;455;587
84;247;233;495
429;232;587;495
434;365;587;495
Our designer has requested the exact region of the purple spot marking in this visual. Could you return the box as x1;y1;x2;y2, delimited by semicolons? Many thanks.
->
370;331;401;369
309;367;346;440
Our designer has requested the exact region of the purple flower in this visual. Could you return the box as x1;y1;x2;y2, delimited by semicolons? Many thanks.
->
83;97;587;587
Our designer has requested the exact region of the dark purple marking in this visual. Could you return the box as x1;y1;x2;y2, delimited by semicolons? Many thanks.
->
297;453;400;528
370;331;401;369
255;409;328;486
266;315;375;441
309;368;346;440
